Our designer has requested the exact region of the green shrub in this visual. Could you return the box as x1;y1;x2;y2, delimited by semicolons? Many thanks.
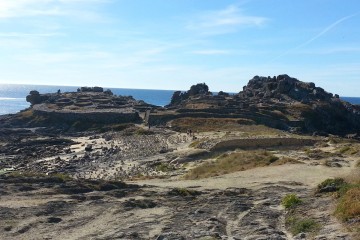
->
338;146;351;154
155;163;174;172
189;140;201;148
135;128;154;135
287;217;320;235
282;194;302;209
168;188;201;197
336;188;360;221
317;178;346;193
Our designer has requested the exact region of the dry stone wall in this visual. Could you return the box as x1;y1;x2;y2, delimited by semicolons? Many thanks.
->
211;137;317;151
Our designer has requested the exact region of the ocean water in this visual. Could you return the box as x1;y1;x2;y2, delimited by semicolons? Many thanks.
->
342;97;360;105
0;84;176;115
0;84;360;115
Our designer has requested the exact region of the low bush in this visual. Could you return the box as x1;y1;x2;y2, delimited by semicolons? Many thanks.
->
168;187;201;197
282;194;302;209
317;175;360;232
135;128;155;135
286;217;320;235
155;163;175;172
336;188;360;221
317;178;346;193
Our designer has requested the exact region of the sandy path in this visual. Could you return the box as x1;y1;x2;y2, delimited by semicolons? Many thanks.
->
133;163;354;190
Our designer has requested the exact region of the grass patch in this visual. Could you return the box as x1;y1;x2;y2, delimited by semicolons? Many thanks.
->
168;187;201;197
155;163;175;172
286;217;320;235
18;109;34;118
337;145;360;156
338;146;351;154
317;178;347;193
271;157;302;165
184;150;295;179
4;171;73;184
169;117;284;135
304;148;338;159
135;128;155;135
189;140;202;148
282;194;302;209
317;174;360;232
336;188;360;221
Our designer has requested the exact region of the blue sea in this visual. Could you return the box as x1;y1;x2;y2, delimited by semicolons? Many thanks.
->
0;84;359;115
0;84;176;115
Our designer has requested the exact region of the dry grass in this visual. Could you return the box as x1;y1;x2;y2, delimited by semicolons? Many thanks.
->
170;117;283;136
170;117;254;132
184;150;299;179
336;188;360;220
336;144;360;156
334;170;360;233
18;109;34;118
271;157;303;165
304;148;339;159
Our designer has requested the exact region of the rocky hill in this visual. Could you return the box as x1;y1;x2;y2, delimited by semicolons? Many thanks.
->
162;75;360;136
1;87;157;131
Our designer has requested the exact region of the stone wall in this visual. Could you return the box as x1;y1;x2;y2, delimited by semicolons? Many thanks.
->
148;111;303;130
33;108;141;124
211;137;317;151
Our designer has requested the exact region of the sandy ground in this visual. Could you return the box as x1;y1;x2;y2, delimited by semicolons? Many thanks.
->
0;127;359;239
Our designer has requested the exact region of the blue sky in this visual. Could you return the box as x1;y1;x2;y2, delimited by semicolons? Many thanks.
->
0;0;359;96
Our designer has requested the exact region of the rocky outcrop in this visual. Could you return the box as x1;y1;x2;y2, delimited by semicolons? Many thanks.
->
167;83;212;107
239;74;333;103
19;88;159;130
237;75;360;135
26;90;50;106
79;86;104;93
155;75;360;136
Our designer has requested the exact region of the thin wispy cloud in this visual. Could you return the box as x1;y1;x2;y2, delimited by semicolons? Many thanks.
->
187;4;268;35
191;49;231;55
0;32;64;37
14;50;112;64
270;12;359;62
296;46;360;55
0;0;109;19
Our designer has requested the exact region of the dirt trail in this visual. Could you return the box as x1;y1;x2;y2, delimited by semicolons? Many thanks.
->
133;163;354;190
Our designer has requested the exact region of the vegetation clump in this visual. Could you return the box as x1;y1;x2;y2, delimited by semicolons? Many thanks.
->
317;178;346;193
317;175;360;233
169;117;272;133
155;163;175;172
184;150;296;179
168;188;201;197
286;217;320;235
336;188;360;221
135;128;155;135
282;194;302;209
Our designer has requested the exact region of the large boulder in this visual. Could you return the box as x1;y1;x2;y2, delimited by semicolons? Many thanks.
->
167;83;212;107
26;90;49;106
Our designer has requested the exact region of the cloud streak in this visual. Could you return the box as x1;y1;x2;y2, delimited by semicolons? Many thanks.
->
0;0;109;19
191;49;231;55
187;4;268;35
0;32;63;37
270;12;359;62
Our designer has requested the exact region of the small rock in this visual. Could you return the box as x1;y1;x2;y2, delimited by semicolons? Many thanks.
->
295;232;306;239
85;145;93;152
47;217;62;224
4;226;12;231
